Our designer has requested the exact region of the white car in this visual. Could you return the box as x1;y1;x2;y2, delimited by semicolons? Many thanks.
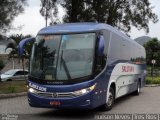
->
0;69;28;81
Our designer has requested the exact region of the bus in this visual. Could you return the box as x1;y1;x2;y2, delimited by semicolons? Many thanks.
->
19;23;146;111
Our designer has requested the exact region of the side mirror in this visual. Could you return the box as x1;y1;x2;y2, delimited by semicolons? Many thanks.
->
97;35;105;56
18;37;35;57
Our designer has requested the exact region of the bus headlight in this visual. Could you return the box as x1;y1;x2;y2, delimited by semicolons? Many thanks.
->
28;87;37;94
73;83;96;96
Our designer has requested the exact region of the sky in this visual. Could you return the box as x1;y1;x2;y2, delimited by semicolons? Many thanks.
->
8;0;160;40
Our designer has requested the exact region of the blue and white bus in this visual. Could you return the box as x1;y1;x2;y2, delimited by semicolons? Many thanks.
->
19;23;146;111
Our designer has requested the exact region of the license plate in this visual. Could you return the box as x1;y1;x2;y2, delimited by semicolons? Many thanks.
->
50;101;61;106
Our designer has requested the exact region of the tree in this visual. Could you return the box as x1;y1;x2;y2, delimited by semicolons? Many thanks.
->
144;38;160;67
40;0;60;26
63;0;86;22
40;0;158;33
5;34;33;69
0;60;5;82
0;0;27;33
6;34;33;58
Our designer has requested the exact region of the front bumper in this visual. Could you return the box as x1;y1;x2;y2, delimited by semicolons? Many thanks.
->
28;91;94;109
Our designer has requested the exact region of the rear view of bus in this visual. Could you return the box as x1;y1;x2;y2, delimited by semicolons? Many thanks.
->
19;23;146;111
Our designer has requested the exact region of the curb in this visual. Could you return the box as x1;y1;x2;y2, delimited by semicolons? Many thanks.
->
0;92;27;99
145;84;160;87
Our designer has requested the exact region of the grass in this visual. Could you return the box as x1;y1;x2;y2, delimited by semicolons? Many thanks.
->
0;80;27;94
146;76;160;84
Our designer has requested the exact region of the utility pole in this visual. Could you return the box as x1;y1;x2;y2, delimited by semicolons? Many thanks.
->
45;8;48;27
45;0;48;27
45;0;51;27
151;59;156;81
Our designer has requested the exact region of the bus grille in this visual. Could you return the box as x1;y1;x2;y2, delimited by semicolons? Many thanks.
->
34;91;77;98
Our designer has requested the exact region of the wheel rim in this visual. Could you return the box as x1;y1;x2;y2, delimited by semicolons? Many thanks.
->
107;91;113;107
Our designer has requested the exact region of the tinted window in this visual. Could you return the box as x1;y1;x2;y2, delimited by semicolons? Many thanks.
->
14;71;28;76
56;33;95;80
29;33;96;81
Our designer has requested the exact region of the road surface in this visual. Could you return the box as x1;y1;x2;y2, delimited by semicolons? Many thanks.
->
0;87;160;120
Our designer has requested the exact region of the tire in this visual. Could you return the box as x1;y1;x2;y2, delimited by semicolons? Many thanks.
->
7;79;12;81
133;81;141;95
100;87;115;111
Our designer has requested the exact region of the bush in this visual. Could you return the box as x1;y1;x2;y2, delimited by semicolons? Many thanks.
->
146;76;160;84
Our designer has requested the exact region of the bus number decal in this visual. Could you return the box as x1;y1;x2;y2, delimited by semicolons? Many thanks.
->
122;66;134;72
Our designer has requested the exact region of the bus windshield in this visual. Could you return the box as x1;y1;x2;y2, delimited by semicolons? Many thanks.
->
29;33;96;81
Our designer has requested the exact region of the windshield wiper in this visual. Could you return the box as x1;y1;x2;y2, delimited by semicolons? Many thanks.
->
61;50;72;80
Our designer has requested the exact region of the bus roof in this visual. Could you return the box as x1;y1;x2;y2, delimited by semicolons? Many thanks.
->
38;22;120;35
38;22;143;49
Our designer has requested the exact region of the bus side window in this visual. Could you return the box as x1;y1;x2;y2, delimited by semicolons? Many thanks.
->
102;30;110;56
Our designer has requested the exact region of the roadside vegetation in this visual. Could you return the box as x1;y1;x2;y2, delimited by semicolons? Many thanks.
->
146;66;160;84
0;81;27;94
143;38;160;85
146;76;160;84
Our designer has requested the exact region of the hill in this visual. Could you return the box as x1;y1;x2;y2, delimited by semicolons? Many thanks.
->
134;36;152;46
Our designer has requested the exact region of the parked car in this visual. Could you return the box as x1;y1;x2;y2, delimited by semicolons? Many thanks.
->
0;69;28;81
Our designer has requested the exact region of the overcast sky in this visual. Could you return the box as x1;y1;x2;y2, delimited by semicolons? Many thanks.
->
8;0;160;40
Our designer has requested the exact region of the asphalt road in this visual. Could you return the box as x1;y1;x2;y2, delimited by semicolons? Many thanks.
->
0;87;160;120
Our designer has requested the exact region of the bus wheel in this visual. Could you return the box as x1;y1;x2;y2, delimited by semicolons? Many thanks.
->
100;87;115;111
133;81;141;95
7;79;12;81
